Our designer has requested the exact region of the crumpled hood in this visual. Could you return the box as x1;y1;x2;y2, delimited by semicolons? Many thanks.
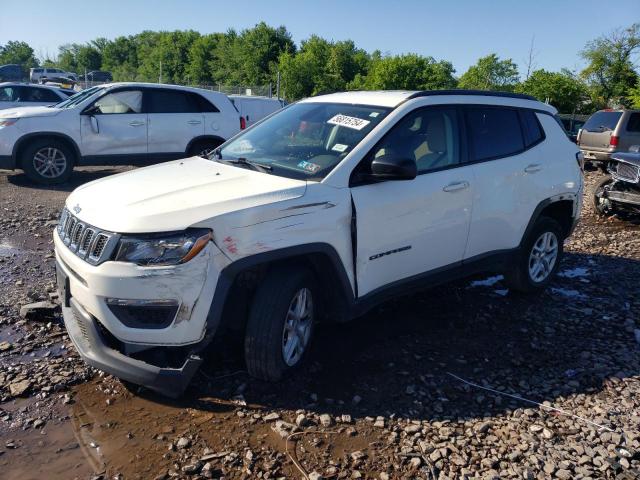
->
66;157;307;233
0;105;62;118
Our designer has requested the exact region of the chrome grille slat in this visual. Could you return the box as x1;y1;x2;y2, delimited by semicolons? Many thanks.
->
57;208;119;265
616;162;640;183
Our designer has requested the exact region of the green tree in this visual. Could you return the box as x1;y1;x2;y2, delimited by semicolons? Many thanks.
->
186;34;223;84
458;54;519;91
0;40;38;68
101;36;139;81
278;35;370;99
349;54;456;91
580;23;640;108
630;78;640;108
517;69;591;113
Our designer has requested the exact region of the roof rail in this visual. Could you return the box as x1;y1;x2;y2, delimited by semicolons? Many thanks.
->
407;89;537;101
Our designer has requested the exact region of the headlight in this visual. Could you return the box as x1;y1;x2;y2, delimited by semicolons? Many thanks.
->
0;118;18;128
114;228;212;266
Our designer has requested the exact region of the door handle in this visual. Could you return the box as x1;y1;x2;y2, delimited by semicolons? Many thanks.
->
524;164;542;173
129;120;145;127
187;120;202;125
442;181;470;192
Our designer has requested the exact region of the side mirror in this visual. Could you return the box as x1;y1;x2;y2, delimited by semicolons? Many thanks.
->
89;115;99;134
371;154;417;180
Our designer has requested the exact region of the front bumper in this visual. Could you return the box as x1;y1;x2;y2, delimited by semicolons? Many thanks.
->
54;226;232;396
62;297;203;396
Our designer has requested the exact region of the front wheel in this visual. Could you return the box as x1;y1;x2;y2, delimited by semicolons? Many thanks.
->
188;139;222;159
505;217;564;293
21;139;75;185
244;267;318;381
592;175;616;216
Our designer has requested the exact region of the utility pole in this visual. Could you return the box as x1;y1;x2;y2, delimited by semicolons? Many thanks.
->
276;71;281;100
159;61;162;84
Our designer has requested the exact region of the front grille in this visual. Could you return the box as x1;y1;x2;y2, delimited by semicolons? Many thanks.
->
615;162;640;183
57;208;120;265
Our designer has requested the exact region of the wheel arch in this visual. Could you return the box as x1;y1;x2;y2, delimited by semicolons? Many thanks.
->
521;196;577;245
206;243;355;337
13;132;81;167
185;135;226;156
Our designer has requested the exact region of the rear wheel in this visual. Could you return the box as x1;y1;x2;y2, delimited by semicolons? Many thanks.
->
244;267;317;381
21;138;74;185
188;139;222;159
592;175;616;216
505;217;564;293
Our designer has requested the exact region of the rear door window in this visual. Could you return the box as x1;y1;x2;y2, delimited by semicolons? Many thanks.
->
583;111;623;132
626;113;640;132
145;89;200;113
23;87;62;103
465;107;525;161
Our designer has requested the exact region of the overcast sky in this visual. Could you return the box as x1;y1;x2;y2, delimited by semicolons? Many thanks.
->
1;0;638;74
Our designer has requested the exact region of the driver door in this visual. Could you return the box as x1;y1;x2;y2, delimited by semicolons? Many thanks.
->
350;106;474;296
80;88;147;159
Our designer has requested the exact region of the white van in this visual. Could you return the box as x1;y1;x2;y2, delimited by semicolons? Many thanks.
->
229;95;284;127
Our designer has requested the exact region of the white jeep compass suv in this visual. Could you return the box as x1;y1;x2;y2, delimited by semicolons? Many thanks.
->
54;90;583;397
0;83;242;184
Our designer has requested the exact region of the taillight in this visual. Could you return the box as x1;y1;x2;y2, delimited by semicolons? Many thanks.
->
240;116;246;130
609;135;619;147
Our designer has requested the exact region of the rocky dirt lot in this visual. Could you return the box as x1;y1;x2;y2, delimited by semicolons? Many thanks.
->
0;167;639;480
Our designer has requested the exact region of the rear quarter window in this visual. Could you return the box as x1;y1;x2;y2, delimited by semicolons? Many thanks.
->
583;111;623;132
520;110;545;147
626;113;640;132
465;107;525;161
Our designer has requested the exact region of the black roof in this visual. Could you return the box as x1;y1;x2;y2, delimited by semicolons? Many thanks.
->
408;89;537;101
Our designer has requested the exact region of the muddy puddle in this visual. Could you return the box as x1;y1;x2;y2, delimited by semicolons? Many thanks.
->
1;378;366;479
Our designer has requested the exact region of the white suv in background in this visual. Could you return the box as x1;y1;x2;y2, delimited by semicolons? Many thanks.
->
0;82;75;109
0;83;243;183
55;90;583;397
29;67;77;83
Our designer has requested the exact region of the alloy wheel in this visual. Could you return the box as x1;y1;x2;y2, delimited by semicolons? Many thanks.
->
282;287;313;367
528;231;559;283
33;147;67;179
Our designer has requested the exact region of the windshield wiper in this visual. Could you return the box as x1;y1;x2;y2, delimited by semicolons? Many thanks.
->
219;156;273;173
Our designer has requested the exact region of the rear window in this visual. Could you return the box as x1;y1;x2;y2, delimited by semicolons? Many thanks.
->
520;110;544;147
465;107;525;161
583;111;623;132
626;113;640;133
33;68;43;73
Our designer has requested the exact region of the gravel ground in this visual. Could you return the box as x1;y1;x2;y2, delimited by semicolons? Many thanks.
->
0;167;639;480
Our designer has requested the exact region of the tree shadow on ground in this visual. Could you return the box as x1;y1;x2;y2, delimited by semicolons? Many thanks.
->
176;251;639;427
6;166;134;192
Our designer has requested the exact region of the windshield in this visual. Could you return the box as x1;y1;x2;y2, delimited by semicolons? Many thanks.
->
583;111;623;132
218;102;391;180
52;86;104;109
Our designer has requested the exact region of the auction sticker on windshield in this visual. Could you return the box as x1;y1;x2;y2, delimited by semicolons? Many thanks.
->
327;114;370;131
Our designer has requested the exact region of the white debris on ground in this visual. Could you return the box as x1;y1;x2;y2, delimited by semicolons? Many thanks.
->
469;275;504;287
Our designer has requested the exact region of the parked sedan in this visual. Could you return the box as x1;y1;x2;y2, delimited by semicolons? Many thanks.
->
0;82;75;110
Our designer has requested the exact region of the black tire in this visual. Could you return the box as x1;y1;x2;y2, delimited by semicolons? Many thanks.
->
244;266;318;381
21;138;75;185
188;139;222;158
592;175;616;217
505;217;564;293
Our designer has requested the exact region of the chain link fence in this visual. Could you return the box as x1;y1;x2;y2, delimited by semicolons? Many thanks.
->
75;80;275;98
